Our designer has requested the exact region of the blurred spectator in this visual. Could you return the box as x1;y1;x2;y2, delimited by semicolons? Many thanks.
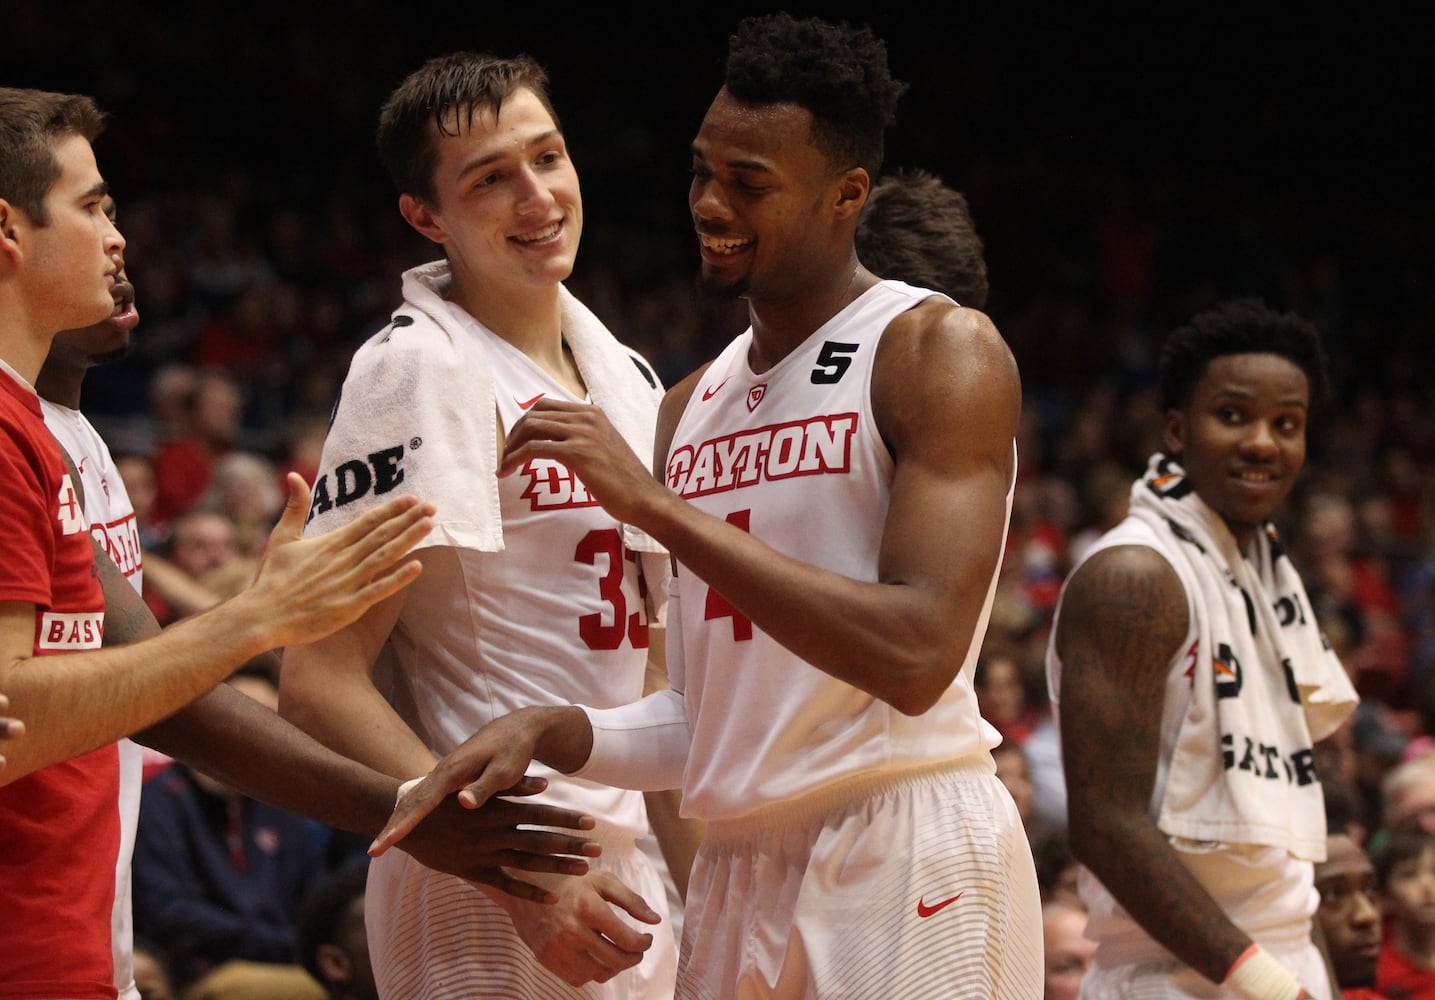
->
1033;829;1085;910
147;363;200;449
152;371;245;527
1372;829;1435;999
114;448;166;551
200;451;285;558
143;509;242;626
1314;829;1387;999
1025;706;1069;842
1043;900;1098;1000
133;663;328;1000
294;864;376;1000
975;642;1044;746
992;740;1037;839
1380;754;1435;841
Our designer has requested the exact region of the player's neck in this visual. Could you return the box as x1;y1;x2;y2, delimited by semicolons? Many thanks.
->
747;261;876;373
448;278;580;394
33;364;83;410
0;298;54;386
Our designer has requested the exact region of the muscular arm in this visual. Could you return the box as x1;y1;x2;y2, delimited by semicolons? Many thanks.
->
502;303;1019;715
1056;545;1254;985
277;580;435;780
0;478;431;785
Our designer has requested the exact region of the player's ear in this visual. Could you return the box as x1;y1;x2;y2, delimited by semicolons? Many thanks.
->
0;201;22;264
398;193;447;245
1162;408;1187;458
315;941;352;982
832;167;870;222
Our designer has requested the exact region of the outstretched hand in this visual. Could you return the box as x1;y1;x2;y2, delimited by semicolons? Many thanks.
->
240;473;435;648
396;774;606;905
371;705;591;856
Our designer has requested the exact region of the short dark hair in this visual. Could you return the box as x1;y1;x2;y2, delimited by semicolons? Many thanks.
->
1158;298;1330;413
376;51;557;205
0;87;108;224
295;863;368;985
1371;827;1435;890
857;169;989;308
722;12;906;176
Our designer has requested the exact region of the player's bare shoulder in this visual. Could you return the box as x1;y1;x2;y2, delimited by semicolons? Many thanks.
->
1055;543;1190;679
873;298;1020;451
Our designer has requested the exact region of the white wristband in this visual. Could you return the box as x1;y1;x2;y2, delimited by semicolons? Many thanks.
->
1222;944;1308;1000
395;775;425;808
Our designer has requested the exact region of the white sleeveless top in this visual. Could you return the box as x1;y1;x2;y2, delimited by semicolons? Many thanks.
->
666;280;1010;822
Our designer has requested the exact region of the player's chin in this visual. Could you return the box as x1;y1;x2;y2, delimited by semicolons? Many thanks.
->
698;268;747;301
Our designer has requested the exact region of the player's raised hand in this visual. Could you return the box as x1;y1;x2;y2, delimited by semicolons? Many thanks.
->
234;473;435;648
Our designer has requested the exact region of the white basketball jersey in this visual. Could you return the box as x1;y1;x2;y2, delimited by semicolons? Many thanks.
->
41;399;146;1000
379;323;652;835
666;280;1010;822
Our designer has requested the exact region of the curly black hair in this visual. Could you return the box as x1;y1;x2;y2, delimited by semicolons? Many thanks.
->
1158;298;1330;413
723;12;907;176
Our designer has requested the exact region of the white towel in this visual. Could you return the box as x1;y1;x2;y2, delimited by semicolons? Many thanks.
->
304;259;666;557
1129;454;1357;861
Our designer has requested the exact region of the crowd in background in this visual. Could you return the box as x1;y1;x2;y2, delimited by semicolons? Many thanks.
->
12;4;1433;995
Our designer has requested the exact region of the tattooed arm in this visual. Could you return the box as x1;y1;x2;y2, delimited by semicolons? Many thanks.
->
1055;544;1255;985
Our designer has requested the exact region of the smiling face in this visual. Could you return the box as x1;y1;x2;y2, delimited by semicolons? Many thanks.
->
688;88;851;305
1162;352;1309;547
399;87;580;311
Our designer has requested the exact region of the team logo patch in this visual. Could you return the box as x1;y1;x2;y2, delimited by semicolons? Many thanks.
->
746;384;767;411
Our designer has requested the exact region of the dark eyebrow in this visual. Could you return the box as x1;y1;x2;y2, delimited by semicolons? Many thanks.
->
456;129;564;183
688;143;772;174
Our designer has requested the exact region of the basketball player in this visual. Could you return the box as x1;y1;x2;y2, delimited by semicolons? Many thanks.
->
278;51;689;999
374;14;1044;997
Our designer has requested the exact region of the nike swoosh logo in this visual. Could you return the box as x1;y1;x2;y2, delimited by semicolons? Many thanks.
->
516;394;544;410
916;892;963;918
701;377;731;401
